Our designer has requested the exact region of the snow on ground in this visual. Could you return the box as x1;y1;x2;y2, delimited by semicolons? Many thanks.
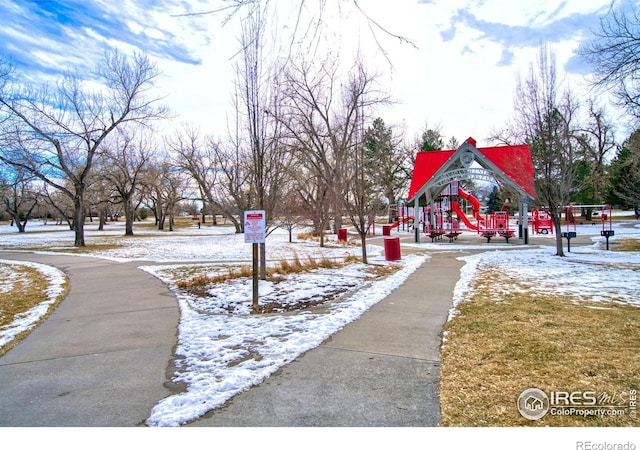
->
0;220;426;426
141;254;427;426
0;259;67;348
0;215;639;426
448;221;640;321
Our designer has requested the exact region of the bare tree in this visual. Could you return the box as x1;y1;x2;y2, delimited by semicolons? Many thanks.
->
177;0;416;67
579;3;640;122
290;155;334;242
0;50;168;246
1;167;39;232
278;56;387;262
513;45;582;256
274;183;308;243
574;99;617;216
233;6;292;278
99;126;152;236
142;156;186;232
40;184;74;228
168;125;248;233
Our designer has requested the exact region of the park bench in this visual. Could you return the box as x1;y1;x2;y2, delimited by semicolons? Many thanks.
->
444;231;462;242
481;230;496;242
498;229;515;243
428;230;444;242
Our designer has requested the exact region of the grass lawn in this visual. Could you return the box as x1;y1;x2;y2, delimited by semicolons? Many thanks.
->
440;263;639;426
0;264;68;357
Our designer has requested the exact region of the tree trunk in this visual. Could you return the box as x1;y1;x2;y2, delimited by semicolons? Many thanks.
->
334;215;343;234
360;231;368;264
13;218;26;232
387;192;396;223
552;213;565;257
124;197;135;236
73;193;86;247
98;208;106;231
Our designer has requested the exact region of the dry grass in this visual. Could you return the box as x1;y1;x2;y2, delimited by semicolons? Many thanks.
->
177;252;346;292
174;253;401;313
440;265;640;427
296;232;320;241
613;238;640;252
0;264;69;357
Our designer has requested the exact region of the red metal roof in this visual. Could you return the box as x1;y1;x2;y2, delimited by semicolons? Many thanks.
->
407;142;536;200
477;144;536;198
407;150;455;200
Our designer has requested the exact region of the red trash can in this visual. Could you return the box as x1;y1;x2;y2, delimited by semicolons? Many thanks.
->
384;237;401;261
382;225;391;236
338;228;348;242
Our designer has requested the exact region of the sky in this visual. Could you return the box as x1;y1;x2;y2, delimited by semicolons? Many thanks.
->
1;214;639;428
0;0;632;146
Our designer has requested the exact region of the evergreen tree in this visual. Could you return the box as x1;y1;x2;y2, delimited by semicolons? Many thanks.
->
363;117;410;222
486;186;502;213
418;128;444;152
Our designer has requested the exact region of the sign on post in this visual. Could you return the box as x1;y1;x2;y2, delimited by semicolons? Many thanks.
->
244;210;266;243
244;210;266;313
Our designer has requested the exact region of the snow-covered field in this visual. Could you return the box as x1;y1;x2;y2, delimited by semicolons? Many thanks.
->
1;215;639;427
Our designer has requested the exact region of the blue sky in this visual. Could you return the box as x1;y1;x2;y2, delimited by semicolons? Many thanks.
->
0;0;627;144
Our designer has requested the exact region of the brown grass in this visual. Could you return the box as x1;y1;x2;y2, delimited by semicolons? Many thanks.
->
176;252;349;292
440;265;640;426
296;232;319;241
0;264;69;357
613;238;640;252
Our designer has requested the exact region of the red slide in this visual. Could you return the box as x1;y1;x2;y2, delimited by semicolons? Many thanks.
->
454;188;484;230
451;201;479;230
389;216;413;230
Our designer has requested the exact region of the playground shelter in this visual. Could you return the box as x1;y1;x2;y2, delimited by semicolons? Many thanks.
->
406;137;537;243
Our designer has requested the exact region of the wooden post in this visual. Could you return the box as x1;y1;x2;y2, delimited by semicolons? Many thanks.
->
252;242;259;313
244;210;265;314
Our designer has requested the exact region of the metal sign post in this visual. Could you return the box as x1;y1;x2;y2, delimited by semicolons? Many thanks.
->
244;210;266;313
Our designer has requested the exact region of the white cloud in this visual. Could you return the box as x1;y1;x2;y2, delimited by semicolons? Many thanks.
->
0;0;623;143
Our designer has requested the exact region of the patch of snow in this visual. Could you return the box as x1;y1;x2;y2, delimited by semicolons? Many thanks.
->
141;253;427;427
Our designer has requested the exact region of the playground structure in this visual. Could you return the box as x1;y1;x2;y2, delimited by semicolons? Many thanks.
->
405;137;536;244
532;210;553;234
600;204;615;250
388;181;516;243
377;137;617;248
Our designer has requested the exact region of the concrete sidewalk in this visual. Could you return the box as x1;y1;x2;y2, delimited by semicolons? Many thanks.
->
188;249;464;427
0;252;179;427
0;246;464;427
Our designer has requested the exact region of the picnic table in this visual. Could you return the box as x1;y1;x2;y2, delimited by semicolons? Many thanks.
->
444;231;462;242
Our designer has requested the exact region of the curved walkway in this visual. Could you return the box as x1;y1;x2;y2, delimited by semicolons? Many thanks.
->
0;244;465;427
0;251;179;427
189;247;464;426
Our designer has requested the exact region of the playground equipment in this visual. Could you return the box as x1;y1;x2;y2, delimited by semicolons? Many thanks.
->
453;187;484;230
382;216;414;236
415;180;517;243
406;137;536;244
533;210;553;234
601;204;615;250
561;205;578;252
